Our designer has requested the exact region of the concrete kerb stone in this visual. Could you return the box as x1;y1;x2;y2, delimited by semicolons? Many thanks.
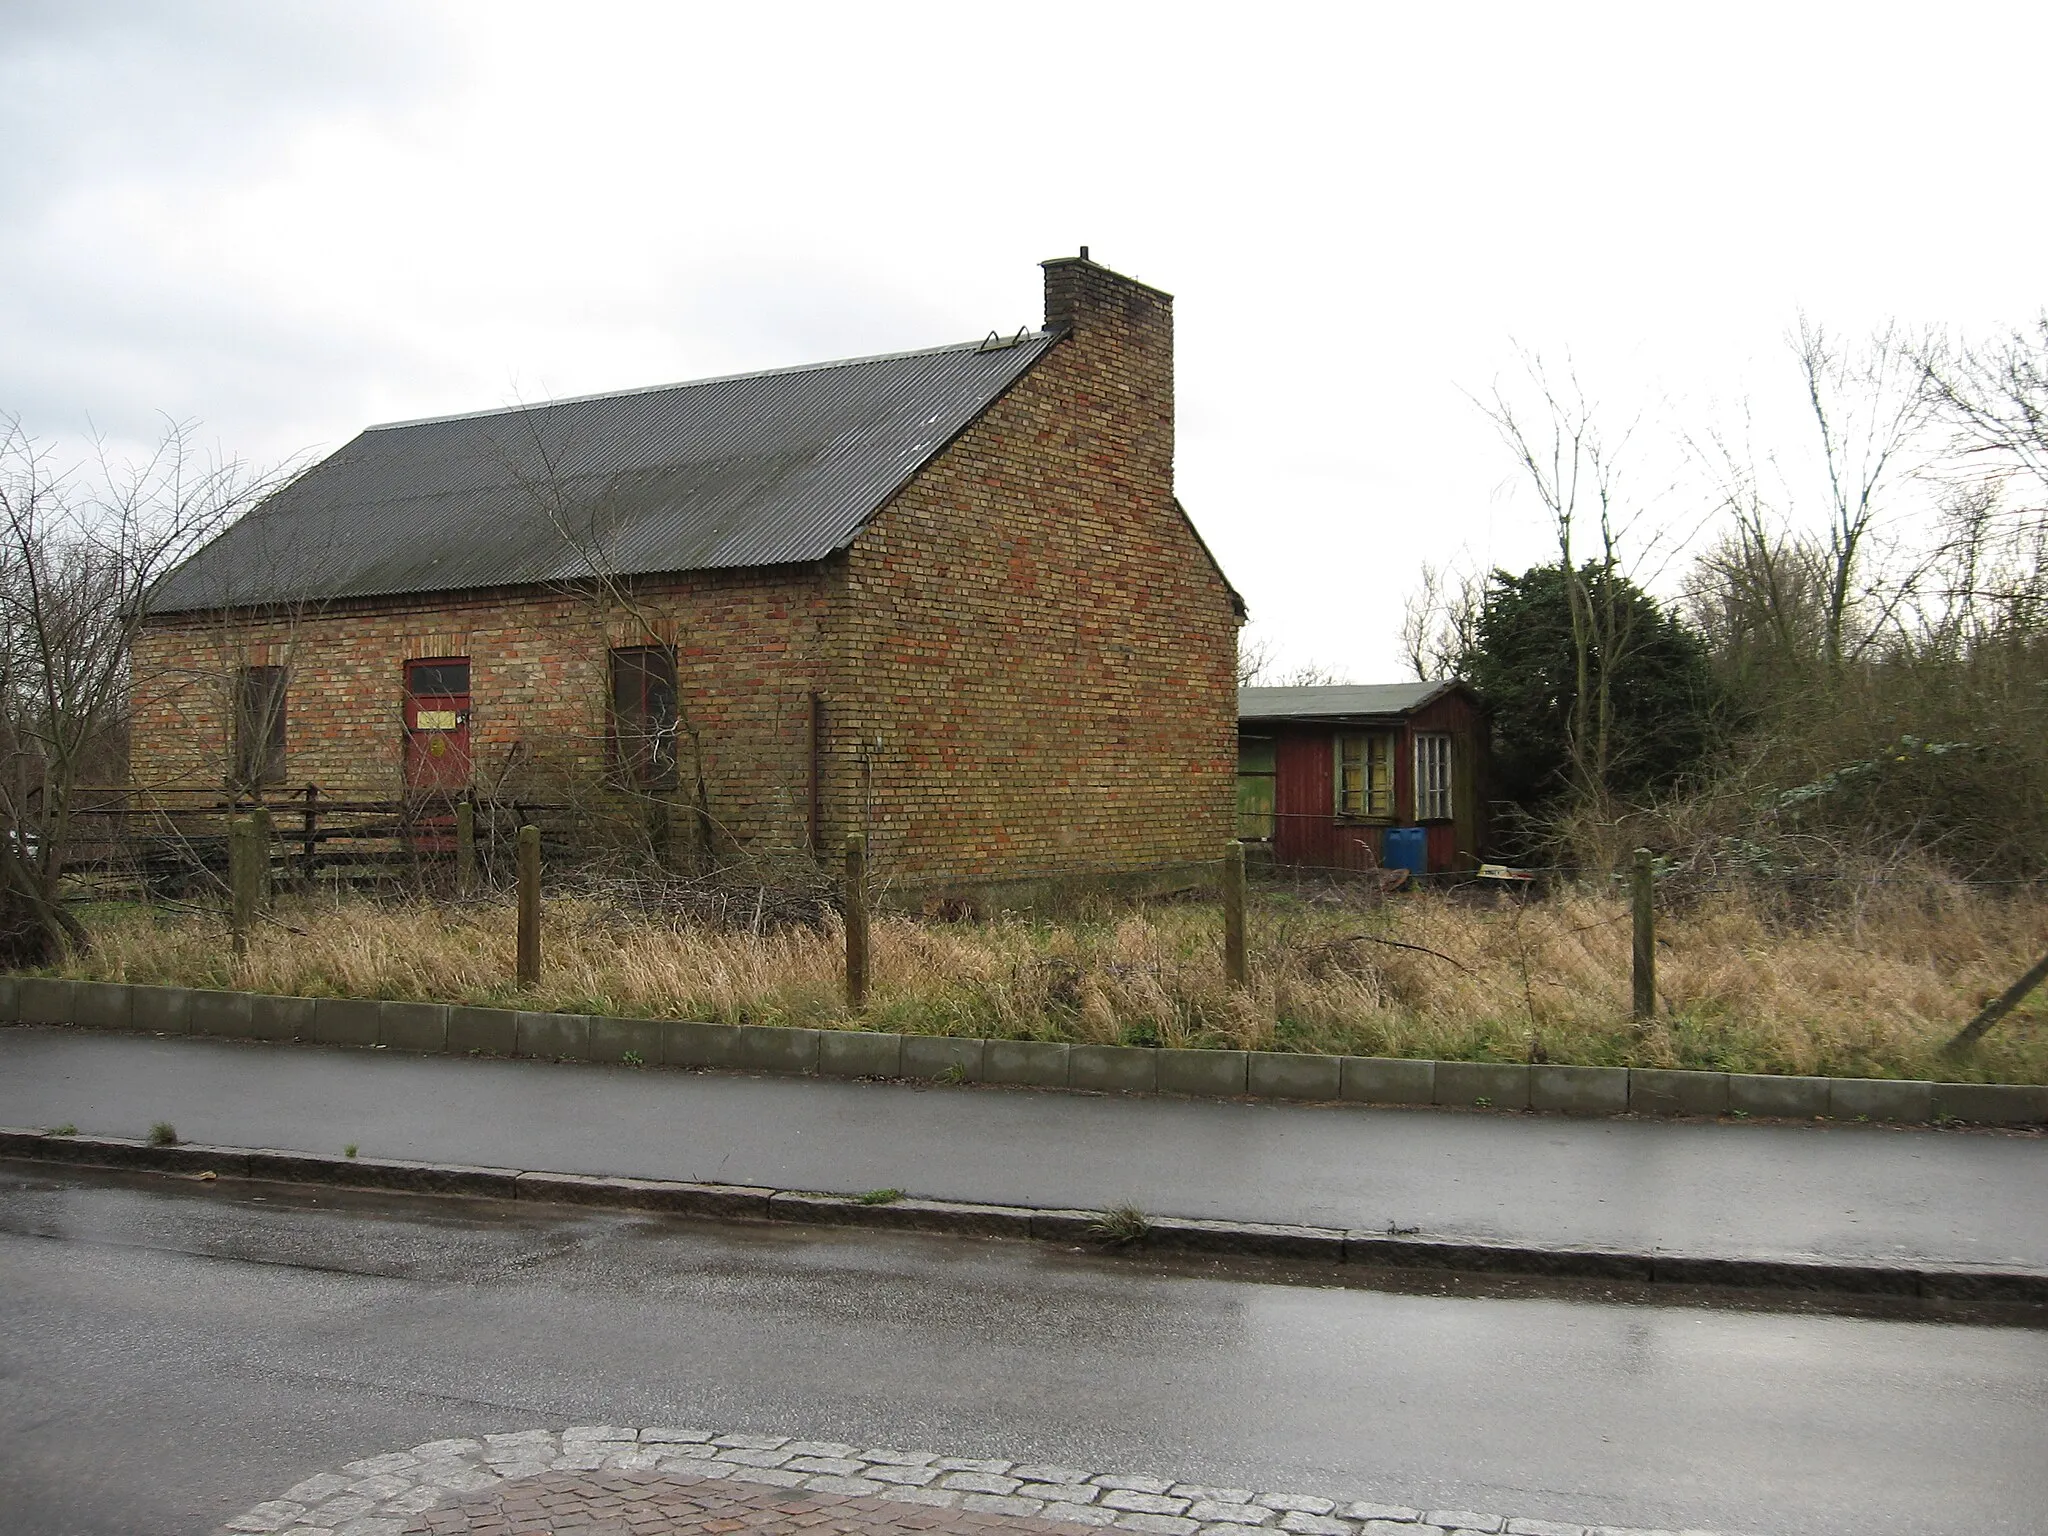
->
1147;1216;1347;1262
1070;1043;1158;1094
901;1034;985;1082
819;1029;903;1079
734;1024;820;1075
187;988;255;1040
512;1170;776;1220
516;1010;590;1061
127;984;195;1035
448;1005;518;1056
381;1000;450;1054
1932;1081;2048;1125
1246;1051;1341;1101
663;1019;744;1069
16;975;76;1025
310;995;380;1048
1340;1056;1433;1105
589;1015;663;1067
985;1037;1073;1089
242;1145;519;1198
247;992;314;1042
1157;1047;1247;1098
768;1191;1039;1240
1829;1076;1934;1123
1529;1065;1629;1115
1728;1073;1831;1119
1627;1067;1727;1117
68;979;133;1032
0;973;18;1022
1433;1060;1530;1111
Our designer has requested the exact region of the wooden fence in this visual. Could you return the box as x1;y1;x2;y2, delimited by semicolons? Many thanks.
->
62;785;558;890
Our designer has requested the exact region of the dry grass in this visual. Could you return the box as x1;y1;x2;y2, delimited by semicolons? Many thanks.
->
51;877;2048;1084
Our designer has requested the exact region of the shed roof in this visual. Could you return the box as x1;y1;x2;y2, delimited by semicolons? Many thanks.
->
1238;681;1463;721
149;332;1061;613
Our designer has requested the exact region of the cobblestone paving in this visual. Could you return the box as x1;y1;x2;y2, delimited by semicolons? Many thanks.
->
214;1426;1738;1536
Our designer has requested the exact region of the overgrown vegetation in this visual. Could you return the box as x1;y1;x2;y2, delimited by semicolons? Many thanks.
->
46;877;2048;1084
1412;320;2048;884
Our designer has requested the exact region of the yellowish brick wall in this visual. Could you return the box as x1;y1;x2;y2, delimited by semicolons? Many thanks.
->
831;260;1241;884
129;568;833;853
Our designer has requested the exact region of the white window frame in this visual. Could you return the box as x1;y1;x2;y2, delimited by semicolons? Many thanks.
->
1414;732;1453;821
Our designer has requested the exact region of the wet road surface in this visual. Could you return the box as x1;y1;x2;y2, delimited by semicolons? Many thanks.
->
1;1026;2044;1270
2;1163;2043;1536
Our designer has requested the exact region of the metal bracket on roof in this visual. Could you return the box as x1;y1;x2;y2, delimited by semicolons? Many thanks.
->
976;326;1032;352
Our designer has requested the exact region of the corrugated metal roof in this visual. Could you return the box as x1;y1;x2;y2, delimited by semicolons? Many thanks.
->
150;333;1061;612
1239;681;1459;720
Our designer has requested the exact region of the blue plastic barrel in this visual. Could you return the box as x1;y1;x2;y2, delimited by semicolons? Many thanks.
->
1383;825;1428;875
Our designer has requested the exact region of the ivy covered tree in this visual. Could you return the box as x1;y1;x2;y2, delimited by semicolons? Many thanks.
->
1464;562;1721;834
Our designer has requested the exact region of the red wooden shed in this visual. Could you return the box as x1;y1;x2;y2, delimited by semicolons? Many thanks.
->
1237;682;1487;875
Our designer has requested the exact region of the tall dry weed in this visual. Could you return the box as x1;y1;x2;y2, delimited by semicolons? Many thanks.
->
55;878;2048;1083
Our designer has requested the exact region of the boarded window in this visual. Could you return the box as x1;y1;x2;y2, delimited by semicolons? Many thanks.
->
609;646;678;789
1414;732;1453;821
1236;737;1276;840
1335;732;1393;820
232;665;286;787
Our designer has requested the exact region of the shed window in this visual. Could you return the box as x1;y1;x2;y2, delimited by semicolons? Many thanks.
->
1335;732;1393;820
1237;737;1276;840
1415;732;1453;821
609;646;678;789
232;665;287;787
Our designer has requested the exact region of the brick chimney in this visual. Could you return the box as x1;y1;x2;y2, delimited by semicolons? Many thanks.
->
1040;248;1174;492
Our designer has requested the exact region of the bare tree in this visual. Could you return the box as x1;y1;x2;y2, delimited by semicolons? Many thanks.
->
1476;354;1668;812
1399;560;1481;680
1791;316;1934;673
1922;315;2048;497
1235;623;1351;687
0;417;274;962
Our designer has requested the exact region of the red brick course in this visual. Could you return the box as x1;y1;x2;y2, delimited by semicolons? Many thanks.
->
408;1469;1110;1536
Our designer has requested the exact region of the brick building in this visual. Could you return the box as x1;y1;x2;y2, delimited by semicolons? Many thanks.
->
132;253;1244;902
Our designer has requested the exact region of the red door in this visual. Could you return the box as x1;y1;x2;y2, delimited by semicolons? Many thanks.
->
404;659;470;847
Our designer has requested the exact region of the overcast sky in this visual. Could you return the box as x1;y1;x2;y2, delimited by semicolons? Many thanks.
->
5;1;2045;678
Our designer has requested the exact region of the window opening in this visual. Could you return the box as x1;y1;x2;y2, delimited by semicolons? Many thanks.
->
1335;732;1394;820
1415;732;1454;821
1236;737;1276;840
609;646;679;789
232;666;286;787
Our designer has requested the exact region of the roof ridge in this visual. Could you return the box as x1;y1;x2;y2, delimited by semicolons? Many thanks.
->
364;331;1056;433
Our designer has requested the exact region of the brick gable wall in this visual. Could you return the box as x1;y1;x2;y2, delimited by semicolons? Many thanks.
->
829;258;1240;886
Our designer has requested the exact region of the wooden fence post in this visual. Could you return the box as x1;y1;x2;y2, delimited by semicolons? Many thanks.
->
1222;840;1248;988
1945;947;2048;1054
251;804;274;908
516;824;541;989
229;815;258;959
1631;846;1656;1021
844;832;868;1011
299;784;319;888
455;797;477;896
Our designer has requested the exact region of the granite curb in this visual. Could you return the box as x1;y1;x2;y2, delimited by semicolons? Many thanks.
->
4;979;2043;1127
6;1126;2043;1305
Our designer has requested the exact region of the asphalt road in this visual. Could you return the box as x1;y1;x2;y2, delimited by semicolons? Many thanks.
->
3;1163;2045;1536
2;1026;2045;1269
